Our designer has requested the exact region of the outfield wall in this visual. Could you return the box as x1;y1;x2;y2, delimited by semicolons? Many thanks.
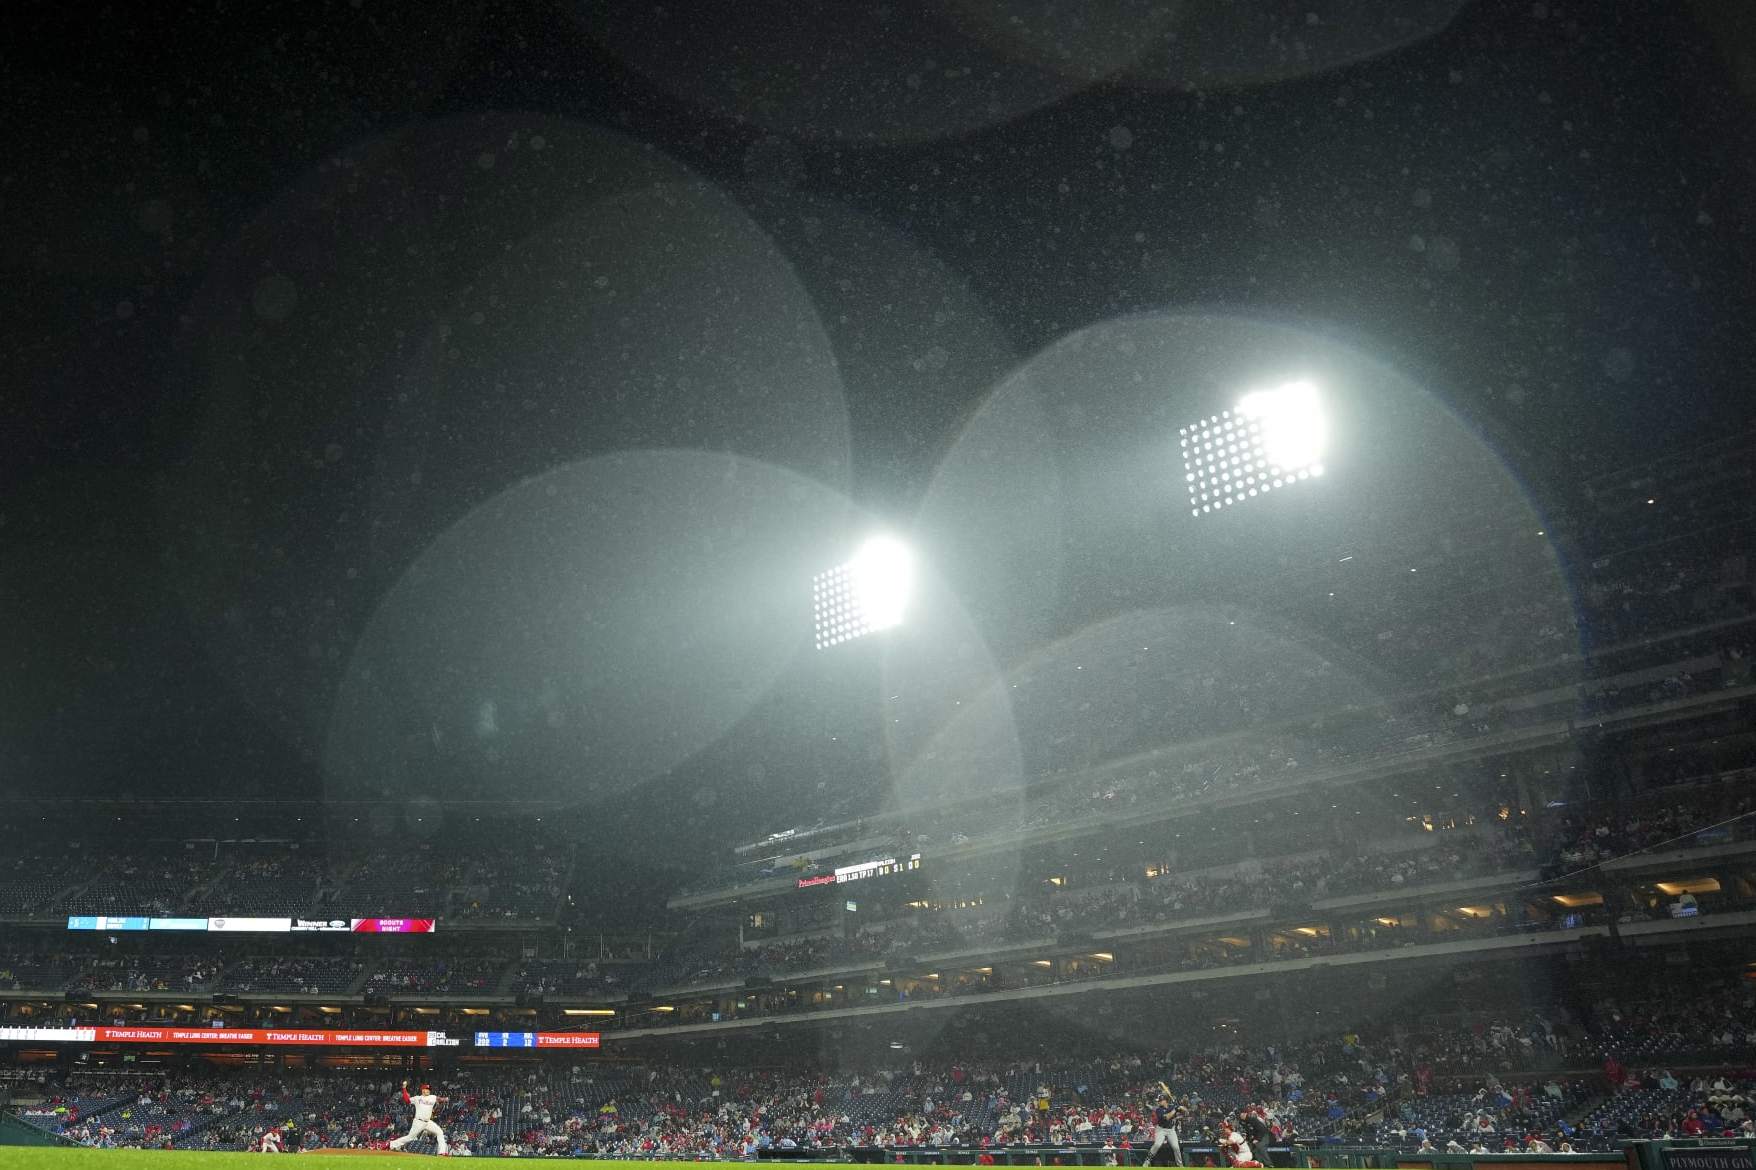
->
0;1112;77;1147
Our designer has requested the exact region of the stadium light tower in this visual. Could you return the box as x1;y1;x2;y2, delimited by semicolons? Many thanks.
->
1182;379;1327;517
813;535;915;650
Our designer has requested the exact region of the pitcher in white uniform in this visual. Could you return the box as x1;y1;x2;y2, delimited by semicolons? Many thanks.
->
389;1080;449;1155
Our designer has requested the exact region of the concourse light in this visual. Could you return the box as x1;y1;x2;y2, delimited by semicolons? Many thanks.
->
813;535;915;650
1182;379;1327;517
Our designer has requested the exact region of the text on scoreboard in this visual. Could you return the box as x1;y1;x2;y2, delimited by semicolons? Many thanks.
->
797;853;921;889
473;1032;601;1049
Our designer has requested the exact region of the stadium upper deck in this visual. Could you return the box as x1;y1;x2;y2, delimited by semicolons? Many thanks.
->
2;754;1752;1041
1;434;1751;1050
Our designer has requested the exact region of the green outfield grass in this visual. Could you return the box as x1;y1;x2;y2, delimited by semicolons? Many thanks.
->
0;1155;853;1170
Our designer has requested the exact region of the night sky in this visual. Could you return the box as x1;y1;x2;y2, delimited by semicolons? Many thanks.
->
3;0;1753;858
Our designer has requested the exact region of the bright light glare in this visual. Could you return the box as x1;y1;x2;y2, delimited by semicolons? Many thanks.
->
1236;379;1326;472
850;536;913;631
1181;380;1326;518
812;536;915;650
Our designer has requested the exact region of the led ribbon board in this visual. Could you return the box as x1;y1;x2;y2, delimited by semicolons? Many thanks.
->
66;916;437;933
0;1027;458;1047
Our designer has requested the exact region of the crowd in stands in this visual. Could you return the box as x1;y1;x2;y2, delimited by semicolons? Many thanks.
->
68;954;221;994
11;1011;1756;1156
703;632;1750;904
1550;781;1756;870
519;959;608;997
3;645;1746;960
103;1079;242;1147
454;846;569;921
4;1071;516;1154
0;853;120;918
687;504;1755;904
1588;983;1756;1058
8;1075;158;1146
56;850;225;919
679;766;1752;984
649;787;1745;994
363;956;507;995
6;771;1749;1013
0;838;573;924
220;956;363;995
320;854;444;919
1318;836;1536;898
0;952;79;992
205;853;324;917
1573;1064;1756;1146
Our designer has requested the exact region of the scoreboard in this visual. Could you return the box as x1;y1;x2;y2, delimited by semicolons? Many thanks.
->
473;1031;601;1049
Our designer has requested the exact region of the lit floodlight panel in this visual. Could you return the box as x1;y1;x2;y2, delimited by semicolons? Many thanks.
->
1181;380;1326;517
813;536;915;649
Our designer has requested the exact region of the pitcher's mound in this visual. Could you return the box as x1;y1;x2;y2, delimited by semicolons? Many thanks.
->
311;1149;404;1156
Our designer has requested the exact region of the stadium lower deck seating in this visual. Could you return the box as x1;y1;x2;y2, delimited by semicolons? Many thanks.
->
11;1063;1752;1154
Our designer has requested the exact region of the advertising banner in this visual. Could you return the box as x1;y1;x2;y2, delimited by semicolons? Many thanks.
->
69;915;439;933
351;918;436;933
1662;1150;1756;1170
0;1027;97;1043
66;916;148;931
206;917;292;933
93;1027;443;1047
4;1027;455;1047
